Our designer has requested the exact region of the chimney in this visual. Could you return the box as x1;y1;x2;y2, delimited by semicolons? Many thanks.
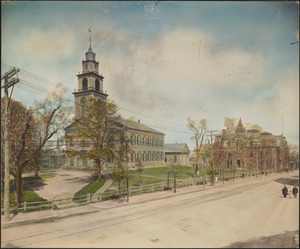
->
138;119;140;123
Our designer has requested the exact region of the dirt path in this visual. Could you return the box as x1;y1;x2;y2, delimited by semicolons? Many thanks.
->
34;170;92;200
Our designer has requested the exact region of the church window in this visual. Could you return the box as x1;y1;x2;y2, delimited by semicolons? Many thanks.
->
82;106;86;116
70;158;74;166
85;64;88;69
82;78;88;90
95;79;100;91
82;158;88;167
81;150;88;166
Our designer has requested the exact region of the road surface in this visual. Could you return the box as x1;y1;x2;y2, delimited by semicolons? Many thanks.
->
1;171;299;248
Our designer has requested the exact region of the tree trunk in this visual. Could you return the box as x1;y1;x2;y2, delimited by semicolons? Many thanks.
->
35;170;39;178
15;168;24;206
96;159;101;181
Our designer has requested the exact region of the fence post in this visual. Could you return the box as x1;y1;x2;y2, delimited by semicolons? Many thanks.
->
24;201;27;211
87;193;91;203
174;178;176;193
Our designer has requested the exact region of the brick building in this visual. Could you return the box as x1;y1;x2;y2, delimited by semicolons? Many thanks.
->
213;119;289;173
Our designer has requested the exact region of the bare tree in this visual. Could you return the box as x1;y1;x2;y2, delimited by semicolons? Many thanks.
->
1;84;70;205
187;118;207;175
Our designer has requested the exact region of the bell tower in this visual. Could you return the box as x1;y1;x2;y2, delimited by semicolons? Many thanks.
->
73;28;108;118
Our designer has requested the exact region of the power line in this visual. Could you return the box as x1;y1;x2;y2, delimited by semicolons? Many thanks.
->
3;64;193;134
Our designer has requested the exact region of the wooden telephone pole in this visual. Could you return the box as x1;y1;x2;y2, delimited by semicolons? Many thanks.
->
1;67;20;222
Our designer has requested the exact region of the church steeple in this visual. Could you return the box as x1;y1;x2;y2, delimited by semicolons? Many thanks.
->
88;27;92;50
82;28;98;74
73;29;108;118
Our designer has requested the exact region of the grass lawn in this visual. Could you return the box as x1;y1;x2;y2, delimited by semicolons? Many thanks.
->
73;179;106;200
74;166;261;199
1;190;49;212
111;165;195;189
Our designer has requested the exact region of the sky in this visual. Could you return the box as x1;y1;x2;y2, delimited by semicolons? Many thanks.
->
1;1;299;150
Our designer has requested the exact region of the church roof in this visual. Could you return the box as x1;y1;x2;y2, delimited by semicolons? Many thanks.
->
117;118;165;135
236;118;245;132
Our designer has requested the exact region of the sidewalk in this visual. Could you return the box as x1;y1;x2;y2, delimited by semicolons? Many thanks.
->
1;171;298;228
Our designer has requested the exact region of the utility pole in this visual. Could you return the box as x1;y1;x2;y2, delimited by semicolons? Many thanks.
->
254;142;260;178
125;140;129;202
1;67;20;222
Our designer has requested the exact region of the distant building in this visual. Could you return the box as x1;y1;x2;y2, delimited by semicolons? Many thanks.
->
213;118;289;172
164;143;190;166
64;31;165;169
41;138;65;169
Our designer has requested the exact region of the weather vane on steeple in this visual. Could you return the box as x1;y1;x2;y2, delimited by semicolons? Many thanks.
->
88;27;92;48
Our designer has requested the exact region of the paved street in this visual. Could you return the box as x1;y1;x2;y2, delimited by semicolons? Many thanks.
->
1;171;299;248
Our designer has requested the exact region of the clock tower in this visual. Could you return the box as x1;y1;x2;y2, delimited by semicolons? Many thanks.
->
73;29;108;118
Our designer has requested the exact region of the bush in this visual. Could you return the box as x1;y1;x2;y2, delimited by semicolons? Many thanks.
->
91;171;99;180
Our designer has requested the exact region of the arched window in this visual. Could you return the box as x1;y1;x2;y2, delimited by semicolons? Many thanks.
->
82;78;88;90
81;106;86;116
95;79;100;91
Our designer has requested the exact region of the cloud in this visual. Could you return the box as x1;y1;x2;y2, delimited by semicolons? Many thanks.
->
93;27;298;145
99;28;271;112
19;29;75;63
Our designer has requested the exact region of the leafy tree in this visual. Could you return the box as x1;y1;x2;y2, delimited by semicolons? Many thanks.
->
187;118;207;175
112;159;126;194
64;97;125;181
213;118;236;176
1;84;70;205
245;122;263;131
288;143;299;170
135;159;144;185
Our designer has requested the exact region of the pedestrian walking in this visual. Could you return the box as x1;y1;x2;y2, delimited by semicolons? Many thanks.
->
292;185;298;198
215;176;218;183
282;185;288;198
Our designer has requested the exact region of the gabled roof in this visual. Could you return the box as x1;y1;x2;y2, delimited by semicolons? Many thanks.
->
165;143;190;153
260;131;272;136
116;118;165;135
65;117;165;136
236;118;246;132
